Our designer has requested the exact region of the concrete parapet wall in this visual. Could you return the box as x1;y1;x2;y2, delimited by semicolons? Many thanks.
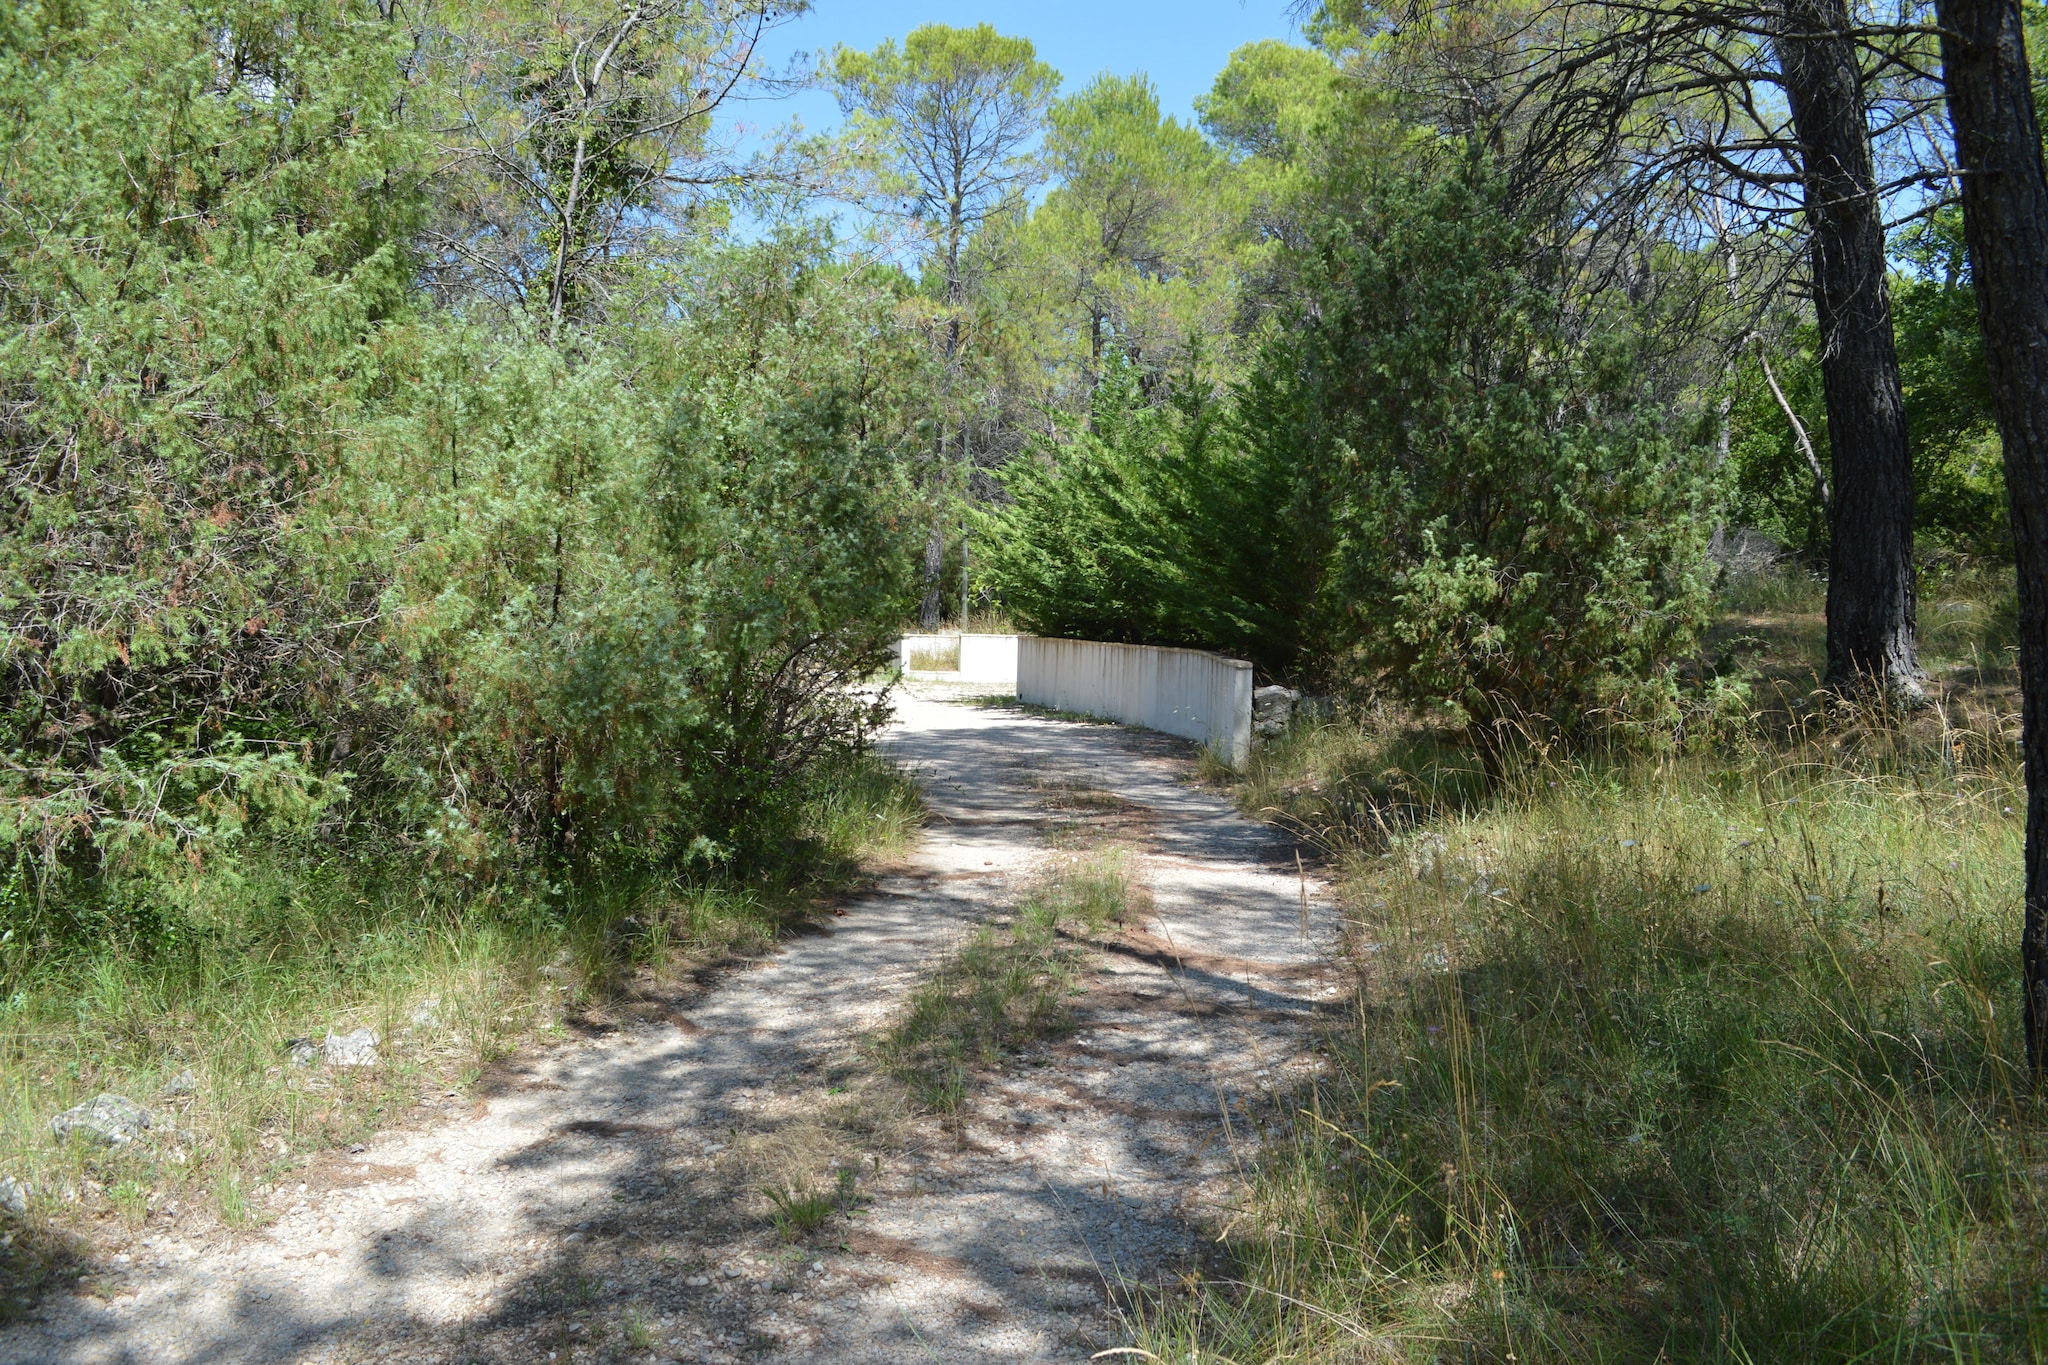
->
959;634;1019;684
898;633;1019;685
1017;638;1253;767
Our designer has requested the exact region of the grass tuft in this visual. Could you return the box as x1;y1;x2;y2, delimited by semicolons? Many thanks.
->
876;853;1130;1112
764;1183;839;1239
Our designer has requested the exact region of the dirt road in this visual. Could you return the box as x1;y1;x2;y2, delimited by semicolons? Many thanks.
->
2;685;1339;1364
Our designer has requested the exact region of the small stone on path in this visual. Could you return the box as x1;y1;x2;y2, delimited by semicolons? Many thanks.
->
50;1094;152;1146
322;1028;379;1067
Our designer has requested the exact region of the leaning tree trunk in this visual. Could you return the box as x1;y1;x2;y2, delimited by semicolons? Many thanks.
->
1775;0;1924;698
1934;0;2048;1079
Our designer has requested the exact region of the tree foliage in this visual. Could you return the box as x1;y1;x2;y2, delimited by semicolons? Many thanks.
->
1284;160;1718;730
985;77;1717;732
829;23;1059;309
1030;75;1234;386
0;1;924;944
978;357;1312;675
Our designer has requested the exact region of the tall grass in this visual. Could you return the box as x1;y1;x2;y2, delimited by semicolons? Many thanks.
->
0;748;920;1309
1920;565;2023;675
1718;563;1827;616
1144;646;2046;1360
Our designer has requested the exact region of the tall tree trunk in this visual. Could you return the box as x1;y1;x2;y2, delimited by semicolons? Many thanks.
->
1775;0;1924;698
1933;0;2048;1079
921;205;967;629
919;517;945;628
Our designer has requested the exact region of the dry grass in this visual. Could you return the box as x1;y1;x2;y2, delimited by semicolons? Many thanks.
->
963;608;1019;635
1139;571;2048;1364
722;1072;910;1244
906;640;962;671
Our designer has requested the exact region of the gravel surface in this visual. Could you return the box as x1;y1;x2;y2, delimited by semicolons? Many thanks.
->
1;684;1341;1364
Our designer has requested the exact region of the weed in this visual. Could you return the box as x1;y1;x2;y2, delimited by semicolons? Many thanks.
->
107;1180;147;1229
207;1168;249;1228
798;748;925;872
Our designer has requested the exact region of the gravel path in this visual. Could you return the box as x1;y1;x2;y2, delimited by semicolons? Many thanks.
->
2;685;1341;1364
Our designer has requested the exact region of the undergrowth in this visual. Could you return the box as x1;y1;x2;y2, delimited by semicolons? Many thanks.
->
0;748;920;1314
876;852;1130;1111
1142;579;2048;1363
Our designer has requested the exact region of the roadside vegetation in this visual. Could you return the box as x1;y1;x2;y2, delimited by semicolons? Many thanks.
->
0;752;920;1308
1138;567;2045;1363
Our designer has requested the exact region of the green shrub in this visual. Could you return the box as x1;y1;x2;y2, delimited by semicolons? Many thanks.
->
978;357;1318;677
0;0;926;931
356;306;917;875
0;0;422;924
1250;155;1717;731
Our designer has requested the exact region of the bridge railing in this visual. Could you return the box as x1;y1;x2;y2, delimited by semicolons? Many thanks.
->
896;633;1253;767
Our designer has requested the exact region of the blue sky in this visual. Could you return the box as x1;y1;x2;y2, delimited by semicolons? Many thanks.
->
726;0;1305;147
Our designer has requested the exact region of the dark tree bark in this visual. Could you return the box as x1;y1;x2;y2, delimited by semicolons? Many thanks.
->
1934;0;2048;1079
1774;0;1925;698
